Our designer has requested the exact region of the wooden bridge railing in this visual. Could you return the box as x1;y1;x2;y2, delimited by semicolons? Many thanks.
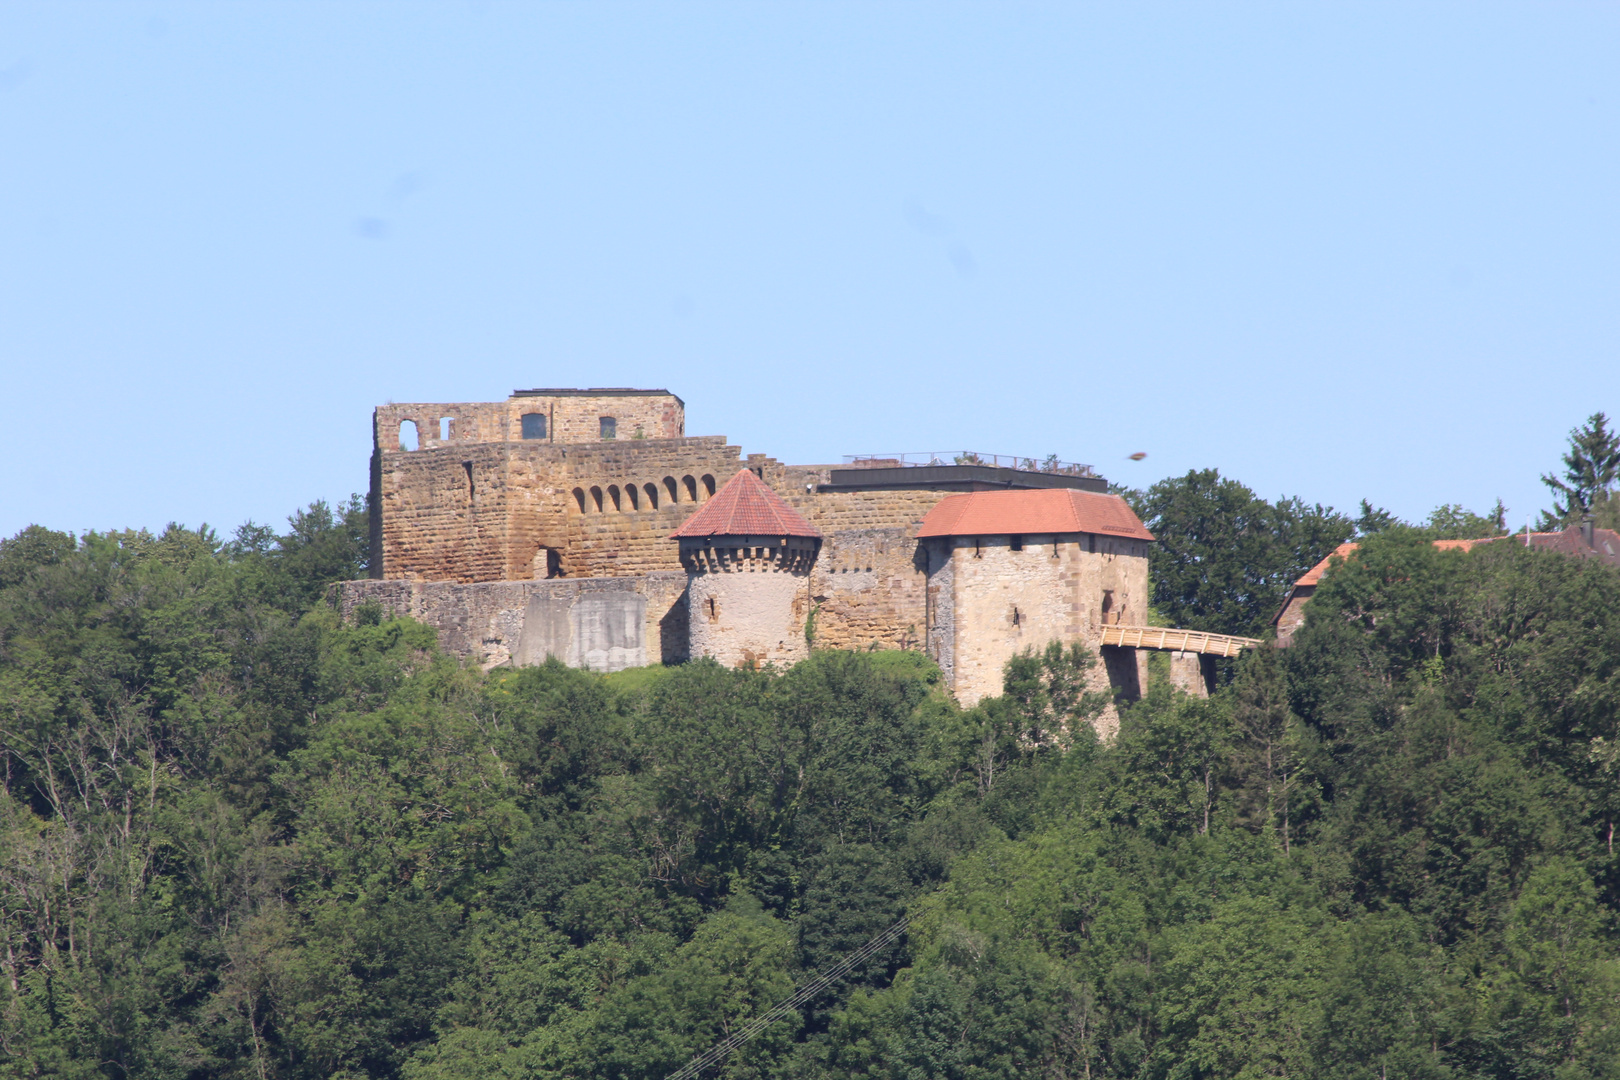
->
1099;625;1261;657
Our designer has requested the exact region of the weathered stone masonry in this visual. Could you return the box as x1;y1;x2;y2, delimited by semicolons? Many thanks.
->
343;387;1170;715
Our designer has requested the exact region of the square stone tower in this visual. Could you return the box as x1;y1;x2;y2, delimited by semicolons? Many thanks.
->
916;488;1155;713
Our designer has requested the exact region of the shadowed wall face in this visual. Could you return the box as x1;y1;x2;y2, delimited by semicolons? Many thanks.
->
517;593;648;671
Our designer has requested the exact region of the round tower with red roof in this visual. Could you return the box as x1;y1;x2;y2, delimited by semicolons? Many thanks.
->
670;468;823;667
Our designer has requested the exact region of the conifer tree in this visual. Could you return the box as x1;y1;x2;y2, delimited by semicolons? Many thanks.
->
1540;411;1620;528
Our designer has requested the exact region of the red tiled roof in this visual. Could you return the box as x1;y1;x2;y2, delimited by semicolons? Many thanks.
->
669;469;822;539
1294;542;1360;587
916;488;1154;541
1525;526;1620;564
1294;536;1505;587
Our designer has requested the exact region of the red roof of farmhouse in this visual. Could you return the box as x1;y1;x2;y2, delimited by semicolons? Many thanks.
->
1293;537;1498;588
670;469;822;539
916;488;1154;541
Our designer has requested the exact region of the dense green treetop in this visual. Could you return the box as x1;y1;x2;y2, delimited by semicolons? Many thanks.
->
1118;469;1354;637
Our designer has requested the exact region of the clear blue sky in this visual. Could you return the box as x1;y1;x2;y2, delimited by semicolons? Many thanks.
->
3;2;1616;541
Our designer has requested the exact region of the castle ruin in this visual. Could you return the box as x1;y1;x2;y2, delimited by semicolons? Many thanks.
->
341;387;1228;724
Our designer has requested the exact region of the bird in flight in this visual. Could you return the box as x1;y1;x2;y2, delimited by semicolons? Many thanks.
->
1127;452;1147;461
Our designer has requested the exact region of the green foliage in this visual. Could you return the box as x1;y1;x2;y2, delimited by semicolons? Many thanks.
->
1425;499;1510;539
1123;468;1354;637
1540;411;1620;528
4;481;1620;1080
1357;498;1509;540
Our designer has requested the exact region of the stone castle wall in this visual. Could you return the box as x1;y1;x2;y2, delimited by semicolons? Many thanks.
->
374;392;684;452
372;436;751;582
340;572;690;671
356;391;1165;720
371;435;963;654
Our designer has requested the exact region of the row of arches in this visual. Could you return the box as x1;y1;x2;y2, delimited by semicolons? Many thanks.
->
573;473;716;514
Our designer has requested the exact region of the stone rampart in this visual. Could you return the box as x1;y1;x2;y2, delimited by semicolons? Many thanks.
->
373;435;758;582
340;573;689;671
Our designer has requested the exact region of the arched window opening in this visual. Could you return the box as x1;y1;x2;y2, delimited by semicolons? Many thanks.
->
398;420;419;451
599;416;617;440
664;476;679;502
1101;590;1115;625
644;483;659;509
573;488;587;513
439;417;453;441
590;486;604;513
607;485;622;511
701;474;716;498
626;484;639;511
683;475;698;502
521;412;547;440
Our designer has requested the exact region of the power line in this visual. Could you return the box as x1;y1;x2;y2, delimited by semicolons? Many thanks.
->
664;915;910;1080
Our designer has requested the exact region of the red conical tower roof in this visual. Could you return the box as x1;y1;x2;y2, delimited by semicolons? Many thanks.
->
670;468;822;539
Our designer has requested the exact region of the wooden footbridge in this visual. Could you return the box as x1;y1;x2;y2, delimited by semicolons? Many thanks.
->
1099;625;1261;657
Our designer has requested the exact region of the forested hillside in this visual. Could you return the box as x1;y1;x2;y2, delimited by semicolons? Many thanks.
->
3;469;1619;1079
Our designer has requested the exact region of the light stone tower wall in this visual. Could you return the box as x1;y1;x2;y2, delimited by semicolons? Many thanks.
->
681;535;819;668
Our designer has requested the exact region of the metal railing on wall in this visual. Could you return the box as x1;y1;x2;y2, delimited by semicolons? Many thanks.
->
842;452;1096;477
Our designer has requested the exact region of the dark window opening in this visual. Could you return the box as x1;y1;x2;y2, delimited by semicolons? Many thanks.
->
683;475;698;501
701;474;716;497
590;486;604;512
463;461;475;498
1010;535;1023;552
626;484;639;510
398;420;419;451
644;483;659;509
1101;590;1115;625
664;476;679;502
600;416;617;440
607;485;622;511
535;547;563;579
521;413;547;440
573;488;587;513
707;596;718;622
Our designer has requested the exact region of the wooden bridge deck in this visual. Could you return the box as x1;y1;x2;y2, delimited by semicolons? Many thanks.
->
1099;625;1261;657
